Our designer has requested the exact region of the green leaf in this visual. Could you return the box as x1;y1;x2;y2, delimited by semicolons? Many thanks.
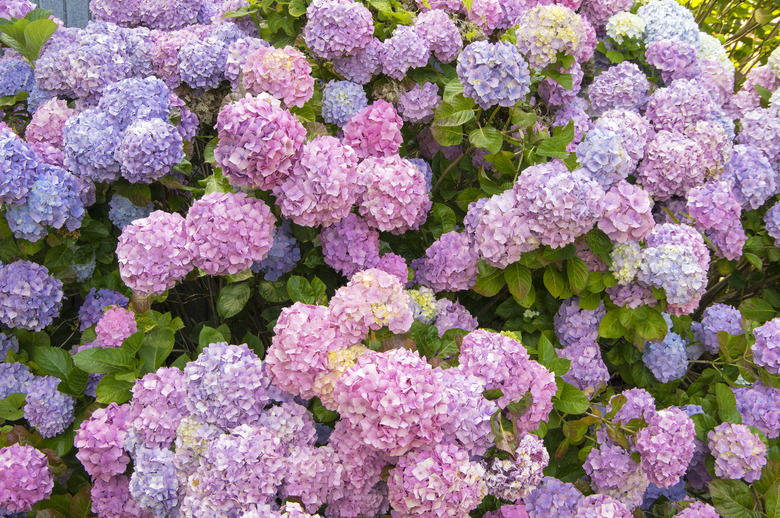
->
63;367;88;397
766;482;780;518
217;282;251;318
537;334;570;376
443;79;464;102
469;126;503;155
33;346;73;381
95;373;133;404
536;136;570;159
433;95;475;127
586;228;612;255
0;393;26;421
605;50;625;63
310;277;328;305
74;347;135;374
709;479;759;518
309;397;339;423
473;260;505;297
756;460;780;496
484;151;516;176
505;263;532;301
139;328;175;373
24;8;53;21
567;257;588;294
740;298;775;323
553;382;589;415
287;276;316;304
755;84;774;102
22;18;57;62
258;280;291;303
199;326;229;351
633;307;668;342
600;310;627;339
430;203;457;239
716;383;742;424
541;69;573;89
431;122;463;147
543;266;565;298
288;0;307;16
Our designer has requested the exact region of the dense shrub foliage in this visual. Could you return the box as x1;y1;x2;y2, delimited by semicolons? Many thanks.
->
1;0;780;516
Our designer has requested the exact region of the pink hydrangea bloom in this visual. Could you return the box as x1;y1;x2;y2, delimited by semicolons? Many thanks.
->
342;100;403;159
75;403;131;481
0;444;54;513
708;422;768;482
95;306;137;347
598;181;655;243
243;46;314;108
320;213;381;278
129;367;190;448
636;408;696;488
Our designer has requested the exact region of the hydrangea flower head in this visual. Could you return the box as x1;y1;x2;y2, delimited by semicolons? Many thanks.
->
321;81;368;127
25;99;74;157
397;82;441;123
303;0;374;60
0;128;39;205
457;41;531;109
342;100;403;159
62;109;122;183
637;0;700;48
96;307;137;348
74;403;131;481
332;38;382;84
554;298;606;346
588;62;650;115
723;144;778;210
435;299;479;338
225;37;270;89
320;213;380;277
525;477;582;518
253;220;301;281
606;12;646;44
635;408;696;488
108;194;154;229
644;332;689;382
645;38;699;83
560;338;610;392
380;25;430;80
485;433;549;501
129;446;179;517
646;79;713;134
598;182;655;243
24;375;75;438
117;118;183;184
636;130;706;201
734;383;780;439
243;46;314;109
414;9;462;63
0;362;34;400
515;5;585;68
178;36;229;90
97;77;171;131
413;231;479;292
584;442;649;509
79;288;129;331
766;203;780;242
0;261;63;331
576;128;631;190
737;108;780;166
129;367;189;448
575;494;632;518
0;444;53;513
708;422;768;482
753;318;780;375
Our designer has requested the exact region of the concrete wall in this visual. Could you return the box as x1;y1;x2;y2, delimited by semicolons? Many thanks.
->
36;0;91;28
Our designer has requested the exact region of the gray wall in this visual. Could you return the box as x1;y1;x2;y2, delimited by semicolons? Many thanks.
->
36;0;91;28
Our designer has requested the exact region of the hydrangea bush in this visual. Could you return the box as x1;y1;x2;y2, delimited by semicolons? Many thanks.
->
1;1;780;517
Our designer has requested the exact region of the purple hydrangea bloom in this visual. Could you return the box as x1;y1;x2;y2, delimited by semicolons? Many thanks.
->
225;37;269;89
185;191;275;276
303;0;374;60
380;25;430;80
183;342;272;430
515;5;585;68
734;383;780;439
554;298;606;347
283;444;342;513
610;388;656;426
0;0;36;18
320;213;380;278
178;36;229;90
0;332;18;360
576;128;631;190
646;79;713;133
129;367;189;448
637;0;700;48
580;0;632;30
78;288;129;331
737;108;780;166
24;375;75;438
575;494;632;518
676;502;719;517
414;9;462;63
588;62;650;115
525;477;582;518
729;65;778;117
0;444;53;513
584;442;649;509
723;144;778;210
437;369;496;456
355;155;431;234
470;189;532;268
388;444;486;516
342;100;403;159
253;220;301;281
560;338;610;392
0;59;34;97
397;82;441;123
149;26;211;88
276;136;359;227
25;99;74;167
644;332;689;383
333;348;449;456
332;38;382;84
413;231;479;292
596;109;654;167
538;62;584;106
5;164;86;242
698;59;735;107
636;130;706;201
435;299;478;337
116;211;192;296
243;46;314;109
62;109;122;183
641;480;687;510
74;403;131;481
466;0;504;32
484;433;549;501
645;38;699;83
0;261;63;331
321;81;368;127
753;318;780;375
376;253;409;284
0;129;39;205
129;446;179;516
598;181;655;244
708;422;768;482
328;419;387;501
636;408;696;488
117;118;184;184
108;195;154;230
214;94;307;191
257;401;317;449
0;362;34;400
97;77;171;131
685;120;732;176
457;41;531;110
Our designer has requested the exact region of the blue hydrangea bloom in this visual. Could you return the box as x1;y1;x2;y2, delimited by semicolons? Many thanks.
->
0;362;34;399
5;164;86;242
97;77;172;131
253;220;301;281
108;194;154;229
643;331;689;383
117;118;184;184
576;128;631;190
457;41;531;109
178;36;229;90
409;158;433;193
637;0;701;49
641;480;687;510
63;108;123;183
26;84;53;114
78;288;130;331
71;258;96;282
0;332;19;360
24;375;75;438
766;203;780;242
129;447;180;517
0;129;39;205
0;59;35;97
0;261;63;331
321;80;368;126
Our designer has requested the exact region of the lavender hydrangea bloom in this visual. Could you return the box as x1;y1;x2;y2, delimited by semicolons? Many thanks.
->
332;38;382;84
243;46;314;109
397;82;441;123
376;253;409;284
253;220;301;281
380;25;430;80
753;318;780;375
0;444;54;513
610;388;657;425
435;299;478;337
685;120;732;176
0;261;63;331
63;109;122;183
129;367;189;449
598;182;655;244
333;348;449;455
389;444;486;516
117;118;183;184
676;502;719;517
320;213;380;278
644;332;689;383
734;383;780;439
708;422;768;482
437;369;496;456
723;145;778;210
637;0;701;48
636;130;706;201
6;164;86;242
538;63;584;106
414;9;462;63
74;403;131;481
355;155;431;234
576;128;631;190
646;79;713;134
589;62;650;115
0;129;39;205
515;5;585;68
178;36;229;90
24;375;75;438
485;433;549;501
584;442;649;510
457;41;531;110
0;59;34;97
342;100;403;159
321;81;367;127
580;0;632;30
183;342;272;430
0;332;18;360
129;447;179;517
525;477;582;518
636;408;696;488
645;38;699;83
224;37;269;89
0;363;34;400
766;203;780;242
108;195;154;229
737;108;780;166
561;338;610;392
575;494;632;518
0;0;36;18
283;444;343;512
554;298;606;347
97;77;171;131
413;231;479;292
78;288;129;331
214;94;307;191
467;0;503;32
304;0;374;60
